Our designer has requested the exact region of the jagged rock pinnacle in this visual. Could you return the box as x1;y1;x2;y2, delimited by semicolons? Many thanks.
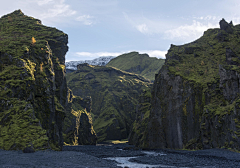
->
219;18;233;33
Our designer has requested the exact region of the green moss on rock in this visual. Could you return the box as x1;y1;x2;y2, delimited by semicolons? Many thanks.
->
0;10;68;151
63;88;97;145
133;19;240;151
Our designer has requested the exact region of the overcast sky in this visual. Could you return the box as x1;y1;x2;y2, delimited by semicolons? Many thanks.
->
1;0;240;62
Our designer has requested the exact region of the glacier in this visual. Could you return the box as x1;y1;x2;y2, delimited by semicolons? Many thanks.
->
66;56;116;70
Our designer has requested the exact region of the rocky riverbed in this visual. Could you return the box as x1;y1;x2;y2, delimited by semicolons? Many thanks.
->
1;143;240;167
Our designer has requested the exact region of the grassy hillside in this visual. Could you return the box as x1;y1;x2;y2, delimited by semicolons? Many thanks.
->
106;52;165;81
66;63;152;142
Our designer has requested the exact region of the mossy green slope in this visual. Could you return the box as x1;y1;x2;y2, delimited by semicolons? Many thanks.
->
66;63;152;142
0;10;68;151
106;52;165;81
133;19;240;151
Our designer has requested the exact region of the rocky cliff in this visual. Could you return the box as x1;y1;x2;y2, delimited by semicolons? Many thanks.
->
107;52;165;81
131;19;240;151
66;63;152;142
128;89;151;147
63;88;97;145
0;10;68;151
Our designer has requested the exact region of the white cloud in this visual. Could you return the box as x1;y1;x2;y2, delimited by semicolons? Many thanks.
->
123;12;150;34
136;24;149;34
139;50;167;59
193;15;219;21
231;16;240;25
76;15;95;25
37;0;53;6
0;0;78;26
41;0;76;19
123;12;169;35
75;52;124;58
164;20;218;41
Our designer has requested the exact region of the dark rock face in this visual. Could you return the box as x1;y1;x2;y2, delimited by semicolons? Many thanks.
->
148;66;203;149
220;18;233;34
77;112;97;145
63;88;97;145
133;19;240;150
128;89;151;148
0;10;68;151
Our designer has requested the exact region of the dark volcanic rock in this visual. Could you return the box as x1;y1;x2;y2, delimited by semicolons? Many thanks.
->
63;88;97;145
128;89;151;148
220;18;233;34
132;19;240;151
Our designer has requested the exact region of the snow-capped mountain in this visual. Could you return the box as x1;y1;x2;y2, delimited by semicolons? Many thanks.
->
66;56;116;70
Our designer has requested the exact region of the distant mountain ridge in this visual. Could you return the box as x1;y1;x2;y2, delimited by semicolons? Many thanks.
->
66;56;115;70
107;52;165;81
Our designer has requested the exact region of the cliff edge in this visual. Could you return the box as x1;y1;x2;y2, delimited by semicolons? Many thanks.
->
0;10;68;151
131;19;240;151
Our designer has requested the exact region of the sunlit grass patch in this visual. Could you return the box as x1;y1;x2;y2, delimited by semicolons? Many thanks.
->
104;139;128;144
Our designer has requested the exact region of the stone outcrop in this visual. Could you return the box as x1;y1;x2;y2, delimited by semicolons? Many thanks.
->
132;19;240;150
0;10;68;151
66;63;152;142
63;88;97;145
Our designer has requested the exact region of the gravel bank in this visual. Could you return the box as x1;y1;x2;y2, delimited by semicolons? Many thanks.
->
1;144;240;168
129;148;240;168
0;148;118;168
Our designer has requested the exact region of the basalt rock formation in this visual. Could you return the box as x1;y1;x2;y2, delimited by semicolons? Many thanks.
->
131;19;240;150
107;52;165;82
0;10;67;151
128;89;151;147
63;88;97;145
66;63;152;142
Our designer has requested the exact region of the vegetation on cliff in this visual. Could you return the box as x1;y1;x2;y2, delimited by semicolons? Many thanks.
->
66;63;152;142
131;19;240;151
107;52;165;81
0;10;68;151
63;88;97;146
128;89;151;148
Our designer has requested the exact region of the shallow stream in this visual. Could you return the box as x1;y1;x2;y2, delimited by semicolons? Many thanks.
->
104;151;174;168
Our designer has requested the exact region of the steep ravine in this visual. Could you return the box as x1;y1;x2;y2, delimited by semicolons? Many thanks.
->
66;63;152;142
